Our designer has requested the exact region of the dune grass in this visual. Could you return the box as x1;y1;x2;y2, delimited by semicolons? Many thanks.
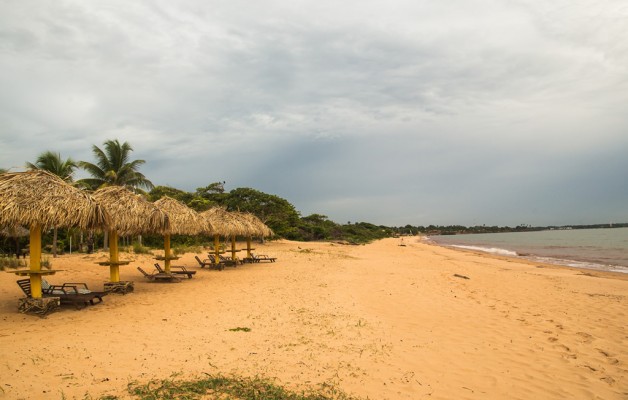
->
100;373;362;400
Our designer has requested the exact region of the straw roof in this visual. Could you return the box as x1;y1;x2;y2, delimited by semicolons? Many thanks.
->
200;207;249;237
232;211;273;237
0;170;110;230
0;225;29;238
92;186;169;236
153;196;211;235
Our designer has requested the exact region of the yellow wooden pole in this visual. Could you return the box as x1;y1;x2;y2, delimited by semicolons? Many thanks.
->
231;235;236;261
29;225;42;298
246;236;252;258
213;234;220;265
109;230;120;282
164;233;171;273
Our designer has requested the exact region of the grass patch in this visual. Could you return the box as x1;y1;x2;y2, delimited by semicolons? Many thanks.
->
123;374;362;400
0;256;26;271
173;245;203;256
132;243;153;255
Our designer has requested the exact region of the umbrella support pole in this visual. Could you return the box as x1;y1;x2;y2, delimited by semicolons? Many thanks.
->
104;281;134;295
213;234;221;266
18;297;60;316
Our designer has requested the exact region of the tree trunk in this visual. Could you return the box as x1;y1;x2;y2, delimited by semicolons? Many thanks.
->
52;227;58;258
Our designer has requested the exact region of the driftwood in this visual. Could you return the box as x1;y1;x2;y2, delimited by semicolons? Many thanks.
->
453;274;470;280
18;297;60;316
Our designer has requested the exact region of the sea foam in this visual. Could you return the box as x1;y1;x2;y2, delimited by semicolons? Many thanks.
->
450;245;518;257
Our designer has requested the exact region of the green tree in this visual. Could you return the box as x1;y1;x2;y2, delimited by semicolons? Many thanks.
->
78;139;154;249
25;151;78;182
26;151;78;257
223;188;300;238
194;182;228;206
77;139;154;192
298;214;337;241
148;185;194;203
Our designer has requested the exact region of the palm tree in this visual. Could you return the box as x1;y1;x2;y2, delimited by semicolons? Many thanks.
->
26;151;78;182
26;151;78;257
77;139;154;192
78;139;154;249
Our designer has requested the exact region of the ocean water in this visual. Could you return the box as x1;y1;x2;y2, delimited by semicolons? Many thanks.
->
427;227;628;274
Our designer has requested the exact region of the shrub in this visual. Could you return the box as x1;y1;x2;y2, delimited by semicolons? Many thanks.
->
132;242;152;255
0;256;26;271
173;245;203;256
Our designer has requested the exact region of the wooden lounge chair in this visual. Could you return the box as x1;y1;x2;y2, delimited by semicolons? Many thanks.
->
251;253;277;263
208;254;238;267
17;279;105;310
153;263;196;279
137;266;181;282
219;254;242;266
42;278;107;297
195;255;224;271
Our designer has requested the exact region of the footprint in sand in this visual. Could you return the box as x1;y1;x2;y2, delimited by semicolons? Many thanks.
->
556;344;570;352
553;343;577;359
596;348;620;365
576;332;594;343
600;376;616;385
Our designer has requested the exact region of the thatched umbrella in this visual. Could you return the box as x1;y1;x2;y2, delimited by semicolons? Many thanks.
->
235;212;273;260
0;170;109;298
0;225;29;238
92;186;169;286
0;224;29;259
200;207;249;267
153;196;211;274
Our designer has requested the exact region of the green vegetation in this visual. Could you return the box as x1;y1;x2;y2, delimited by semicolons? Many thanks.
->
0;256;26;271
77;139;154;192
146;185;392;244
131;242;153;255
172;244;203;256
118;374;362;400
26;150;78;257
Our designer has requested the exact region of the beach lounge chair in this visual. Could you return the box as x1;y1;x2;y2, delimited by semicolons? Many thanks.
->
41;278;106;306
153;263;196;279
208;254;237;267
41;278;106;296
195;255;224;271
250;253;277;263
219;254;241;266
137;266;181;282
17;279;105;310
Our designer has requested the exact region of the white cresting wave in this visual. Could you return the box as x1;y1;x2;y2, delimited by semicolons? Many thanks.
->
447;244;628;274
450;245;518;257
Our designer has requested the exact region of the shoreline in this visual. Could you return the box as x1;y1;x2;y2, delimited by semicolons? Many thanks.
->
1;237;626;399
422;233;628;277
422;237;628;282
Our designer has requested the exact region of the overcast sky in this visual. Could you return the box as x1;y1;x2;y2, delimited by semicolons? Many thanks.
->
1;1;627;227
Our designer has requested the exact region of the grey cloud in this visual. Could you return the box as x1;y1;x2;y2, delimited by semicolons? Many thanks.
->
1;0;626;226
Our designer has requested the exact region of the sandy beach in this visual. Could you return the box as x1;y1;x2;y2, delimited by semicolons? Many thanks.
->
0;237;626;399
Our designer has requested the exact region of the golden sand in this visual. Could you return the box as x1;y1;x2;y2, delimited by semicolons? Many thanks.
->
0;237;626;399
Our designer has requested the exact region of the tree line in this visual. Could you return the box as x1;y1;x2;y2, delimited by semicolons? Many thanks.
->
1;139;393;256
